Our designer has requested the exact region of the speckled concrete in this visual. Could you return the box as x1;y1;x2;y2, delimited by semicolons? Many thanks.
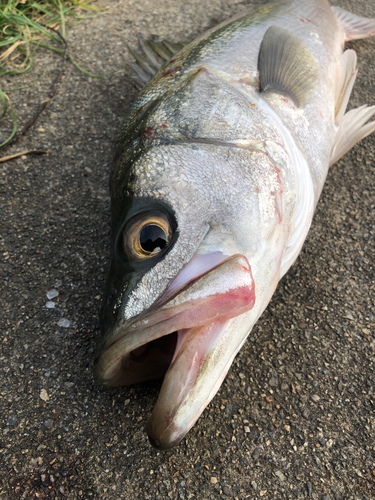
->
1;1;374;499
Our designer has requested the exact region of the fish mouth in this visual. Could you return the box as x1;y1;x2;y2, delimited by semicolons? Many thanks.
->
94;253;256;449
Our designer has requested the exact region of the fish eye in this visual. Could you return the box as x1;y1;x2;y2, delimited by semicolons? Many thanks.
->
123;213;172;261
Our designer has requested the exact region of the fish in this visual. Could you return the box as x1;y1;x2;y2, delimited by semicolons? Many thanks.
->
94;0;375;449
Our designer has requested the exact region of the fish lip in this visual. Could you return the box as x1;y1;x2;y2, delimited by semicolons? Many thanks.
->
94;253;255;387
100;252;235;352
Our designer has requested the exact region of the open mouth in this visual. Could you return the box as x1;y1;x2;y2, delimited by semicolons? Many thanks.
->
95;253;256;448
120;332;178;386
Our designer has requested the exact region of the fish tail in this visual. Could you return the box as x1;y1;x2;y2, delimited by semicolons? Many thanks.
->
332;6;375;41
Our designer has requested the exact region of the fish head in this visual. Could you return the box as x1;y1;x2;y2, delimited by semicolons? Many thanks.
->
95;136;290;449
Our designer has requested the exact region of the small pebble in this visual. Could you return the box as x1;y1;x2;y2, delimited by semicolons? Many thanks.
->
210;477;217;484
275;470;286;482
57;318;71;328
307;482;312;496
269;377;278;387
46;301;55;309
223;485;234;497
40;389;49;402
44;419;53;429
252;448;261;460
47;289;59;300
326;439;334;448
6;415;17;426
311;394;320;402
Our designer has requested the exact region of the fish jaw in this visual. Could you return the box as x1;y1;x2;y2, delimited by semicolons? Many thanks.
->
94;254;256;445
147;318;243;449
94;254;255;385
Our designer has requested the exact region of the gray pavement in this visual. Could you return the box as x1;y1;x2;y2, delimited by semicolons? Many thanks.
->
1;0;374;498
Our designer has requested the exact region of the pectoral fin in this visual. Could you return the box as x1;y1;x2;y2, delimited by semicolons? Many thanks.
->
335;49;357;124
331;27;375;165
330;105;375;166
258;26;319;107
332;6;375;41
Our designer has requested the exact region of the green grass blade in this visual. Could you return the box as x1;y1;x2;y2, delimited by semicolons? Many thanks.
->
5;13;61;43
29;3;56;18
70;0;107;11
0;35;22;48
0;92;18;148
57;0;66;38
0;90;8;119
3;0;13;15
68;56;119;78
0;54;34;76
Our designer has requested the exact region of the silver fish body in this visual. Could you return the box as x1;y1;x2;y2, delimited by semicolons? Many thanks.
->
95;0;375;449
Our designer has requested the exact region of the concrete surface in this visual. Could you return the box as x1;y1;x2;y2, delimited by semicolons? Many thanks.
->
1;0;374;498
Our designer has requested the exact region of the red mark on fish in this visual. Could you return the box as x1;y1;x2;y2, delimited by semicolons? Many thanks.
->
144;127;153;138
161;65;183;78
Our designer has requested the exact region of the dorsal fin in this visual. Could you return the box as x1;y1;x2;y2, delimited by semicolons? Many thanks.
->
258;26;319;107
126;36;184;89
